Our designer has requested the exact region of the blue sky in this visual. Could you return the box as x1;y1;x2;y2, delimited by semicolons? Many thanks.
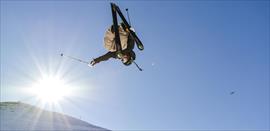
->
1;0;269;130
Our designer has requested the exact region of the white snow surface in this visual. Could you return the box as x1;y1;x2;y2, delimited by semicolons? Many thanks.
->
0;102;108;130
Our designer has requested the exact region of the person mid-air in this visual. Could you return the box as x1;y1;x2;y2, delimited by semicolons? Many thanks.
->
90;23;136;66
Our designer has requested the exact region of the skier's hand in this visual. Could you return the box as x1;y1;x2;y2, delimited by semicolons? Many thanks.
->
130;27;135;32
89;59;97;66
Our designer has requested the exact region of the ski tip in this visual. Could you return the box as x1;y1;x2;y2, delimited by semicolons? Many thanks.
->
138;45;144;51
60;53;63;56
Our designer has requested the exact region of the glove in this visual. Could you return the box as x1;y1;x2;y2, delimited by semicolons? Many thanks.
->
89;59;97;66
130;27;135;32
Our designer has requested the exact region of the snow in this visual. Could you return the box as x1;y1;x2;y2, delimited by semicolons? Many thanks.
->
0;102;108;130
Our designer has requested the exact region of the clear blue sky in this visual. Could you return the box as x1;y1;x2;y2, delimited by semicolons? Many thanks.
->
1;1;269;130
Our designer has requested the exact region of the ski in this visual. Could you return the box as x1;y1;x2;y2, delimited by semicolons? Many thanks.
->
111;3;144;51
111;3;122;53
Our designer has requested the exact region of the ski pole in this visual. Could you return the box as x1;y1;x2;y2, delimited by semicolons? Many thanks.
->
60;53;89;64
125;8;132;26
133;61;143;71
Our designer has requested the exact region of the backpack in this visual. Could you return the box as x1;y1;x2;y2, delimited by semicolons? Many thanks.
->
103;25;128;52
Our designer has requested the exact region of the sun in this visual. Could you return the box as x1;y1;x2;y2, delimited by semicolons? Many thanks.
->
30;76;71;104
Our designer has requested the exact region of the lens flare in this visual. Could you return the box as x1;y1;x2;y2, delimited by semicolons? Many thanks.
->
29;76;71;104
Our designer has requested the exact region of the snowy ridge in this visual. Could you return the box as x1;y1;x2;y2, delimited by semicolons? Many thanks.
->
0;102;108;130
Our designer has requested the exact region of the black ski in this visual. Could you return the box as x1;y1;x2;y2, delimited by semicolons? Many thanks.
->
111;3;122;53
111;3;144;51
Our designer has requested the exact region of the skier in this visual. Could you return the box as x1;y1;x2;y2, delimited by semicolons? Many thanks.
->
61;3;143;71
89;23;136;66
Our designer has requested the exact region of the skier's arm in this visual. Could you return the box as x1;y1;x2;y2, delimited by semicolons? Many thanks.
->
92;52;116;65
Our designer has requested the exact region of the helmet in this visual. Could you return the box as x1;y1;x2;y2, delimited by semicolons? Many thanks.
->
122;50;136;66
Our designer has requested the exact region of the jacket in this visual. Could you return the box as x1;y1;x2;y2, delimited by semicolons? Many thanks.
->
94;34;135;64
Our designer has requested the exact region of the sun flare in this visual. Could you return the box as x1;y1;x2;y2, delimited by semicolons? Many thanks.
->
30;76;71;104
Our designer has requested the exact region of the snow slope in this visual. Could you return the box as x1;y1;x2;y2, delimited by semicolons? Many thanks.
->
0;102;108;130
